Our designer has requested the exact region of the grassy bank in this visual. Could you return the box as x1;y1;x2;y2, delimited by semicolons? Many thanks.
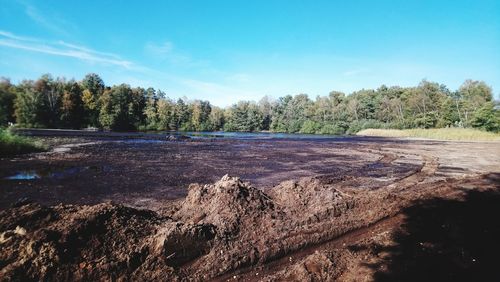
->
0;128;46;157
356;128;500;141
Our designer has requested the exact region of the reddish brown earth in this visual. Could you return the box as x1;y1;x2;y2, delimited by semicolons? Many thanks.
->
1;132;499;281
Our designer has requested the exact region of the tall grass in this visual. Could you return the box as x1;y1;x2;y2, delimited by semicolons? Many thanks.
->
357;128;500;141
0;128;46;157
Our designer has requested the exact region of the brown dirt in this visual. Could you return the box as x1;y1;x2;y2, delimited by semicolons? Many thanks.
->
1;132;499;281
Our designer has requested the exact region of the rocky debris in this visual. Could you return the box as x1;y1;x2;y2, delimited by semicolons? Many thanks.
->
0;174;384;281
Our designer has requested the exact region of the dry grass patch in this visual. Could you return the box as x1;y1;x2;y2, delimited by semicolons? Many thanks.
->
357;128;500;141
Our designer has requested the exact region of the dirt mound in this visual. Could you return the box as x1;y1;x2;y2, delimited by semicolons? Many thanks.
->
175;174;281;234
161;175;283;278
166;175;358;279
0;202;164;281
1;175;287;280
0;173;424;281
270;177;353;222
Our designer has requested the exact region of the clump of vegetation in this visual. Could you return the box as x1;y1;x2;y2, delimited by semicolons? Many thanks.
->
356;128;500;141
0;128;46;157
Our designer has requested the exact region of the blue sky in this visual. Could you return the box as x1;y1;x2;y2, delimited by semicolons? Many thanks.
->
0;0;499;105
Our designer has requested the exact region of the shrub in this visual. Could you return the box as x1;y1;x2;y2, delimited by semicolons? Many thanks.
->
0;128;46;157
319;123;345;135
472;102;500;132
300;120;321;134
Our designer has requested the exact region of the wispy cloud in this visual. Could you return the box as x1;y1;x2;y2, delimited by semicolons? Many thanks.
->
57;41;124;60
145;41;174;56
0;30;38;42
145;41;208;67
0;30;258;106
133;66;258;105
16;0;77;37
0;30;133;68
180;78;260;105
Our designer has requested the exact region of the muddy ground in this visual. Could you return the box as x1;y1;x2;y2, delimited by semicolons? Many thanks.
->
1;132;499;281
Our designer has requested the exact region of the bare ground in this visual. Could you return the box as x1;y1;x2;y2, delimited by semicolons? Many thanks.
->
0;133;499;281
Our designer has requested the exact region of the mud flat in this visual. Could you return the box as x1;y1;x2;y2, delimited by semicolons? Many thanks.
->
1;132;499;281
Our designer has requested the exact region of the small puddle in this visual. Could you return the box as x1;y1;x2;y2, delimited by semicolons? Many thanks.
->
4;171;41;180
365;162;385;170
4;166;110;180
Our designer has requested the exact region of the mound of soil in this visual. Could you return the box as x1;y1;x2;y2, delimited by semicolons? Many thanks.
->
0;203;164;280
2;172;497;281
0;175;356;280
270;177;353;222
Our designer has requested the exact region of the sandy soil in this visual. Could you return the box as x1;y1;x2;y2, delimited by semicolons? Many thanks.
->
1;132;499;281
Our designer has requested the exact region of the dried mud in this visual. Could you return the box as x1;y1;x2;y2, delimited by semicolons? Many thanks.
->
1;134;499;281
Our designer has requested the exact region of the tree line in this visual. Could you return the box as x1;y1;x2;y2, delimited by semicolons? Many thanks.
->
0;73;498;133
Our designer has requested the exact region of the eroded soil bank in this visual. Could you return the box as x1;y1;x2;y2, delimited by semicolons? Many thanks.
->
1;134;499;281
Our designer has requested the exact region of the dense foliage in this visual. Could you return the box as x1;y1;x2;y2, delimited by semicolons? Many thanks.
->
0;74;498;133
0;128;45;156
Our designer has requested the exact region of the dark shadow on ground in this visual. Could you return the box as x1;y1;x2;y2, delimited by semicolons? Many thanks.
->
370;173;500;282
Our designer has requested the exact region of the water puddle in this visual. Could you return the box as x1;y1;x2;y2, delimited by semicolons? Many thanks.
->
365;162;385;170
4;171;41;180
4;165;110;180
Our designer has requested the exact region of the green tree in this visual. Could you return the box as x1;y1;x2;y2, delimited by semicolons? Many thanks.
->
458;80;493;127
0;78;16;126
157;98;175;130
174;98;191;130
208;106;225;131
98;84;136;131
225;101;263;132
402;80;447;128
191;100;212;131
436;96;459;128
81;73;105;127
270;94;312;133
33;74;63;127
130;87;147;128
14;80;45;127
258;96;274;130
144;88;159;130
60;81;85;129
270;95;292;132
471;102;500;132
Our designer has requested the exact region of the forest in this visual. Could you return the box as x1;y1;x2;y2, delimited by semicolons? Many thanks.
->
0;73;498;134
